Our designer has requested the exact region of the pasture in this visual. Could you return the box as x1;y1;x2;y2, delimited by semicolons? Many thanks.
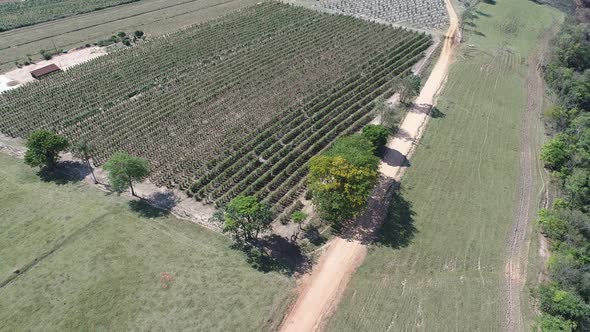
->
0;154;293;330
0;2;431;215
326;0;562;330
0;0;260;72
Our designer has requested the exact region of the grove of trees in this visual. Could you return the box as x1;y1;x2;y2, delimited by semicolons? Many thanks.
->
308;134;379;225
537;17;590;332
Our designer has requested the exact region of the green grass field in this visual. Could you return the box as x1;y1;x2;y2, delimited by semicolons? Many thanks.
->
326;0;562;330
0;154;293;331
0;0;258;72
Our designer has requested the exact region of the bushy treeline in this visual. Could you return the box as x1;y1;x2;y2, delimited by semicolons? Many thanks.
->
537;18;590;332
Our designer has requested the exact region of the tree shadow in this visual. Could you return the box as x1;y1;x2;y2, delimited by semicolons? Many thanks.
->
465;29;487;37
430;107;446;118
303;225;328;246
475;10;491;17
128;199;169;218
236;235;312;276
145;191;178;210
382;147;410;167
464;21;477;28
37;161;91;185
482;0;496;4
374;188;417;249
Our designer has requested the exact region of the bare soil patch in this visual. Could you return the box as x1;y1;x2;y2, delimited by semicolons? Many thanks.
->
0;46;105;92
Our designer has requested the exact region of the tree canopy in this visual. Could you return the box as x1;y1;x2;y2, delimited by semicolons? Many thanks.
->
362;124;390;153
103;152;149;196
309;134;379;225
216;195;272;243
24;130;69;168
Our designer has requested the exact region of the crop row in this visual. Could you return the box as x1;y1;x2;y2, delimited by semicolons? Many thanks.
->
317;0;448;29
0;3;431;213
0;0;139;32
189;33;432;212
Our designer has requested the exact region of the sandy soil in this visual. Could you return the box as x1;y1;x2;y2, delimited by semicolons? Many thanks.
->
279;0;460;330
0;46;106;92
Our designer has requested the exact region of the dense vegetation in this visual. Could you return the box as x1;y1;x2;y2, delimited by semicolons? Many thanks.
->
0;2;431;215
308;134;379;224
538;18;590;331
0;0;139;32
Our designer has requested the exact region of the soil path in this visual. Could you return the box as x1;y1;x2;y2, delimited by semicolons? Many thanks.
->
501;25;557;332
279;1;460;331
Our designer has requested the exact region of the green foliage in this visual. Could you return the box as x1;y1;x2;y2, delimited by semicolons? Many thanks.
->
538;314;576;332
103;152;149;195
309;135;379;224
216;195;272;243
538;19;590;331
323;135;379;169
291;210;307;226
24;130;69;168
134;30;144;38
398;74;421;103
539;283;590;320
538;209;569;240
308;155;378;224
541;134;570;171
362;124;390;153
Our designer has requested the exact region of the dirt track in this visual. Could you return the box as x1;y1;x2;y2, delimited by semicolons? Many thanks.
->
279;1;460;330
502;25;557;332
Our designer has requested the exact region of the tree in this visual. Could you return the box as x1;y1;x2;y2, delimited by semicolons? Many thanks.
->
539;283;590;321
398;75;421;104
362;124;390;153
308;155;378;224
72;140;97;183
538;314;576;332
215;195;272;243
103;152;149;197
134;30;144;38
323;135;379;169
24;130;69;168
290;210;307;241
541;134;571;171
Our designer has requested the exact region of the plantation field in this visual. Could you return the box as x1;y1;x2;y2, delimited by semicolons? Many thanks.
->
0;2;431;215
0;0;139;32
0;153;293;330
290;0;448;30
326;0;561;330
0;0;260;72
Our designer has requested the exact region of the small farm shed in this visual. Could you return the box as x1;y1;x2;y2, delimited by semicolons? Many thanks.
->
30;64;62;79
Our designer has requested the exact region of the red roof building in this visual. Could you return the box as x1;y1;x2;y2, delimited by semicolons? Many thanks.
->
30;64;62;79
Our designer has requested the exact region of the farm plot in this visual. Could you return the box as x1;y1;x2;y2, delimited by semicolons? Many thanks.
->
0;0;139;32
315;0;448;30
0;2;431;214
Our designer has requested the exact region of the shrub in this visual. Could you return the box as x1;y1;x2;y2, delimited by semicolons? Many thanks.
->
362;124;389;153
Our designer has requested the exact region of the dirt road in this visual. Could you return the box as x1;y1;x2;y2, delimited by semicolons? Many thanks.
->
279;1;460;330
